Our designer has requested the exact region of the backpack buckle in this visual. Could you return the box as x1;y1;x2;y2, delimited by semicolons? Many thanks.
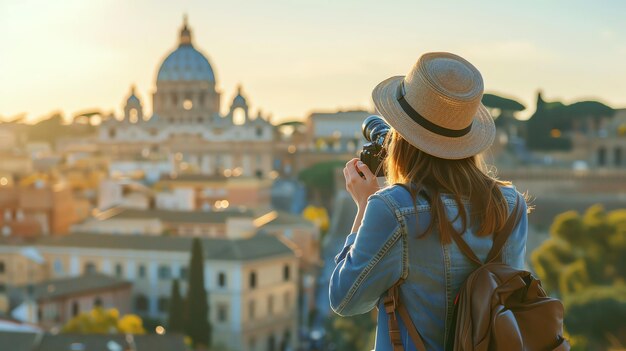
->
384;296;397;314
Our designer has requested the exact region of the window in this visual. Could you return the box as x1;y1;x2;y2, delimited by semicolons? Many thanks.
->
249;271;257;289
158;297;169;313
283;264;290;282
282;328;292;350
255;127;263;137
598;147;607;166
72;301;79;317
248;300;255;320
84;262;96;274
53;259;63;275
138;265;146;279
115;263;123;278
615;147;622;167
179;267;188;280
94;297;103;307
218;272;226;287
129;109;138;123
268;294;274;315
217;303;228;323
233;108;245;125
135;295;149;313
0;284;6;293
0;261;5;274
158;265;171;280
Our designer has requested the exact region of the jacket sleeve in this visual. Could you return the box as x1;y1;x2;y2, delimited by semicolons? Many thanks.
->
329;194;404;316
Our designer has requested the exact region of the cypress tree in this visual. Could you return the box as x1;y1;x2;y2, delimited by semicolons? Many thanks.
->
167;279;184;333
184;238;211;348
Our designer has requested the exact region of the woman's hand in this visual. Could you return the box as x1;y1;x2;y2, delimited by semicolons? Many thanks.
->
343;158;379;210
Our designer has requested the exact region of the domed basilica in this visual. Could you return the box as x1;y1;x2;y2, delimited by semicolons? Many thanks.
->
99;17;277;178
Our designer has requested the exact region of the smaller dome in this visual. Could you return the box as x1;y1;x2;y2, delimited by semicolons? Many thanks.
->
232;85;248;107
126;85;140;104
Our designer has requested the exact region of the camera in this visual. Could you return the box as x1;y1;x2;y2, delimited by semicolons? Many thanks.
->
359;115;389;177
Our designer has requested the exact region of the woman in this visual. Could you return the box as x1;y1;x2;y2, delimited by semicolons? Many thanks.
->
329;52;528;350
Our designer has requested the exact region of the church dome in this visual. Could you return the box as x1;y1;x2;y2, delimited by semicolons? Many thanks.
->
127;85;140;104
156;16;216;83
231;85;248;107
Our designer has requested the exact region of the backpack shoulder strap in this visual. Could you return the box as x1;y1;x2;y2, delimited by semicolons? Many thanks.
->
485;194;524;263
383;279;427;351
448;191;524;266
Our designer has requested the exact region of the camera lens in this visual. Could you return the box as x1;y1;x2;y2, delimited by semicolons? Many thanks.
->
362;115;389;144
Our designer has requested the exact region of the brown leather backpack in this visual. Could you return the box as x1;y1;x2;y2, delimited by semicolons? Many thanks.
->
383;195;570;351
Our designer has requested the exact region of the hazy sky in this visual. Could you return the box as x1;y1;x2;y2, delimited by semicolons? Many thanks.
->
1;0;625;123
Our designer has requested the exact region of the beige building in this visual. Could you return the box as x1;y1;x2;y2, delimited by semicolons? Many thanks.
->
8;273;132;330
0;233;299;351
577;108;626;168
0;245;47;290
257;211;321;271
256;211;321;330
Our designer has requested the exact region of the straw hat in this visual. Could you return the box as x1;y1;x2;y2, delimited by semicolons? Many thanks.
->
372;52;495;159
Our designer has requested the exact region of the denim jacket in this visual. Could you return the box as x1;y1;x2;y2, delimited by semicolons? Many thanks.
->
329;184;528;351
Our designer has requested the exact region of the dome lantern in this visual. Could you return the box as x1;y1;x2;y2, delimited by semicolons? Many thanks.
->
124;85;143;123
229;84;249;125
232;84;248;108
179;14;192;46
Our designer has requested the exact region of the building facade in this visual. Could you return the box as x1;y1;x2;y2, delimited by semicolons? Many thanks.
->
0;233;299;351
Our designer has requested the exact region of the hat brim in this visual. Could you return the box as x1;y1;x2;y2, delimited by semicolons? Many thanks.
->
372;76;496;160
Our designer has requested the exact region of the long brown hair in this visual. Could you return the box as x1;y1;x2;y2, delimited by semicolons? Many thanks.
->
384;128;512;244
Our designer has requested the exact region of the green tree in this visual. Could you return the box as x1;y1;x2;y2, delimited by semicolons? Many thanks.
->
298;160;347;206
564;286;626;350
168;278;185;333
482;93;525;118
185;238;211;348
524;92;614;151
531;205;626;349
